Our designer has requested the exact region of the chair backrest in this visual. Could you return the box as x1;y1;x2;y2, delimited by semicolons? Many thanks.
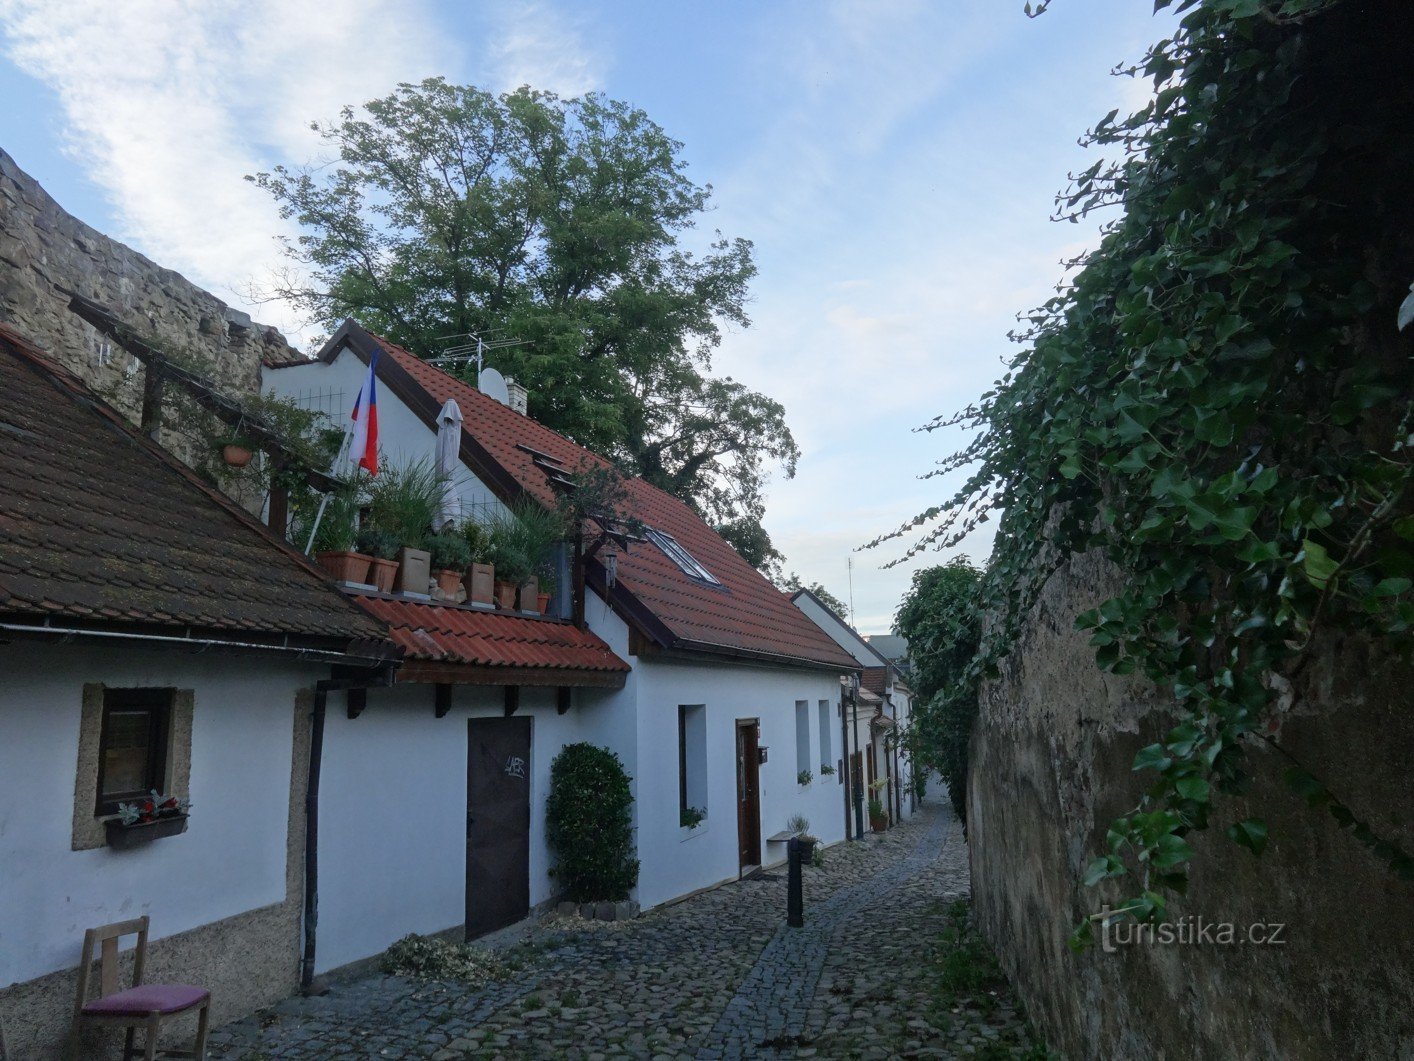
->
73;916;149;1013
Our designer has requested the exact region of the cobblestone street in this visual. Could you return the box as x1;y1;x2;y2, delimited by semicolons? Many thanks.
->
209;801;1041;1059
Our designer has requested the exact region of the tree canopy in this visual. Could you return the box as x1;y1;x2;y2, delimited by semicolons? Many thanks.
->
251;78;797;563
892;558;983;820
780;572;849;619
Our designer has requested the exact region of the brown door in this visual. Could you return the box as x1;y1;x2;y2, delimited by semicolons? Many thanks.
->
736;719;761;871
466;716;532;939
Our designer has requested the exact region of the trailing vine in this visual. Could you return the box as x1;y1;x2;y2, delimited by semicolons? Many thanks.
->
870;0;1414;946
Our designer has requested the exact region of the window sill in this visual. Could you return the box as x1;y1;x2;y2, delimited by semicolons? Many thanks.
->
679;820;709;842
103;814;188;851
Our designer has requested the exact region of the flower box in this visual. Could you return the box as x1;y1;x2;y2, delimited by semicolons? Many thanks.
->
104;813;188;850
463;563;495;606
368;556;398;593
315;550;373;584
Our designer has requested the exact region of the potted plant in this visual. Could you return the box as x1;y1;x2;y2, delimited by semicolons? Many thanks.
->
356;526;400;592
105;791;190;850
461;519;495;606
786;813;818;861
488;498;565;612
216;433;254;468
429;530;471;600
797;769;813;786
366;460;441;595
868;797;888;832
311;490;371;584
681;806;706;830
536;569;555;615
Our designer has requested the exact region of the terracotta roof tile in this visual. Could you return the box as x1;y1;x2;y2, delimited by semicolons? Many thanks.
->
354;328;858;671
0;323;390;647
861;667;890;696
355;596;629;673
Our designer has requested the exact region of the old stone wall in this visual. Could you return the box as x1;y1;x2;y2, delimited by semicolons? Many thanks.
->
968;549;1414;1059
0;147;296;422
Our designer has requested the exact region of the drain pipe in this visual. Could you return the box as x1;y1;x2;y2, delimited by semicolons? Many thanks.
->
301;666;394;994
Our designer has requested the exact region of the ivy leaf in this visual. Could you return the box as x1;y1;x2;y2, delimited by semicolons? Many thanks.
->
1175;776;1211;801
1133;743;1171;772
1083;854;1125;886
1301;538;1339;586
1282;766;1331;808
1226;818;1268;856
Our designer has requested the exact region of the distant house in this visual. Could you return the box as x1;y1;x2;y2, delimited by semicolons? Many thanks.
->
790;590;917;831
0;323;396;1059
264;321;860;977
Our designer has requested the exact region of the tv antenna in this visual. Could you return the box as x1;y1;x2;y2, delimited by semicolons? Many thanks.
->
427;331;528;379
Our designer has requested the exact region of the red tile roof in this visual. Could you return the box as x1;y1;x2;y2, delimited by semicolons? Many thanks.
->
861;667;890;696
319;323;858;671
0;323;392;653
356;595;628;684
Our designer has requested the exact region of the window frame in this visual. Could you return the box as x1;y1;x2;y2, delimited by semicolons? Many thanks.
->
94;688;174;816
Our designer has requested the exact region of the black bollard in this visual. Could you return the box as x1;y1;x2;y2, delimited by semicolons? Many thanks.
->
787;836;804;928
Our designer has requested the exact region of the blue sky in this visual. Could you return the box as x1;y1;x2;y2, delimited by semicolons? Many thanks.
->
0;0;1170;632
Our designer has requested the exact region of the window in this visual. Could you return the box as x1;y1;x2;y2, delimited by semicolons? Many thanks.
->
818;699;832;771
645;527;722;586
678;705;707;819
795;700;811;777
95;689;173;815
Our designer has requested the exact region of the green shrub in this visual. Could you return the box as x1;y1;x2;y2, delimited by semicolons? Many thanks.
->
429;529;471;570
355;525;400;560
366;458;443;550
380;933;509;984
545;743;639;902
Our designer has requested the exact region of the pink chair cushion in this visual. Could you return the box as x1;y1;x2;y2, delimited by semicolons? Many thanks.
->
83;984;208;1016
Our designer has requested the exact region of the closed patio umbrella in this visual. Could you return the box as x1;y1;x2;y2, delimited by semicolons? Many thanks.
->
434;398;463;530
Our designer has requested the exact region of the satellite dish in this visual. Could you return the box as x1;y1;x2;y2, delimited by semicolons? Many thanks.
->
478;366;510;406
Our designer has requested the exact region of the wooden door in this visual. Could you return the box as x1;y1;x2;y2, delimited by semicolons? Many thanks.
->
736;719;761;871
466;716;532;939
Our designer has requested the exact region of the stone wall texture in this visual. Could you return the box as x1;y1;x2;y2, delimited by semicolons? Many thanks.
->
0;146;296;419
969;548;1414;1060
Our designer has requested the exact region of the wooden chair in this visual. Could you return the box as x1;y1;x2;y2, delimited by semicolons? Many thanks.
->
71;916;210;1061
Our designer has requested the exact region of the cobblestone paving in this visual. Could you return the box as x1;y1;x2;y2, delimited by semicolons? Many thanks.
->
210;800;1040;1059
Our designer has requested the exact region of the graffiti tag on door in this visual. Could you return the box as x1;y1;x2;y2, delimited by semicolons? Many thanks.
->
504;755;527;780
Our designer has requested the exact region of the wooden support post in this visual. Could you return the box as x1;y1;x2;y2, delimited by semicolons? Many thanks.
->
268;485;290;538
346;688;366;720
556;687;572;715
140;365;165;441
504;686;520;717
434;684;452;719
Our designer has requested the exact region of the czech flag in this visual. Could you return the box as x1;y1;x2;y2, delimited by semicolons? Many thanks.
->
349;352;379;476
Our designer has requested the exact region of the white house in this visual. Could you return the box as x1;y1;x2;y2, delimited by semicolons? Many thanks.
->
790;589;917;831
0;323;396;1058
264;321;861;978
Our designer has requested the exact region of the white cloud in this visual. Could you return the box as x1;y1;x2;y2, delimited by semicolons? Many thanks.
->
0;0;454;345
484;0;602;98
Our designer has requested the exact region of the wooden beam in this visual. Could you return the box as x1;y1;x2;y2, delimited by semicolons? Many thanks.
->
434;683;452;718
557;687;572;715
346;688;367;720
140;365;165;441
394;661;628;689
504;686;520;717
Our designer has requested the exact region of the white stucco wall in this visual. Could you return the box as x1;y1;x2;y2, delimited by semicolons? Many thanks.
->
313;674;638;973
0;643;309;985
629;658;845;910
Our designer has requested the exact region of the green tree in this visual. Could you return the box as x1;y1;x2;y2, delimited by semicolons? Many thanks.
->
251;78;797;558
893;557;983;821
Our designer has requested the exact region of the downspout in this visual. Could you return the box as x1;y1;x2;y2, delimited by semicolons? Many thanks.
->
839;692;852;841
301;665;395;994
849;682;864;839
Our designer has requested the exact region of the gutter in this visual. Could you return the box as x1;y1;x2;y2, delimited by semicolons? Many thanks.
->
301;664;397;994
0;620;390;667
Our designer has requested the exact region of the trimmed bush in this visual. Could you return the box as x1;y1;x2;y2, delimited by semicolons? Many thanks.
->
545;743;639;902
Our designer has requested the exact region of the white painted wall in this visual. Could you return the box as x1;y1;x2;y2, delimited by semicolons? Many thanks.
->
313;677;640;973
267;347;507;522
0;643;308;985
629;657;845;910
791;593;890;670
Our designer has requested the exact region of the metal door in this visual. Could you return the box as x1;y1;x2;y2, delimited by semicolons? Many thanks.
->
466;716;532;939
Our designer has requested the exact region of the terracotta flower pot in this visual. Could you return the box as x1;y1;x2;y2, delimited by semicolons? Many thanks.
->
463;563;495;606
537;592;551;615
870;815;888;833
368;557;398;593
517;576;539;612
435;568;464;599
316;550;372;585
395;547;432;595
221;443;253;467
494;580;518;610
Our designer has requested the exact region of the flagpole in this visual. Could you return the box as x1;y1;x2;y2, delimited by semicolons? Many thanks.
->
303;422;355;555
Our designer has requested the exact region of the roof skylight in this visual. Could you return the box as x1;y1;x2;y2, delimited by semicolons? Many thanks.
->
644;527;722;586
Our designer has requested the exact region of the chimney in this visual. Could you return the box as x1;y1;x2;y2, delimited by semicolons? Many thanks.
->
505;377;529;416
